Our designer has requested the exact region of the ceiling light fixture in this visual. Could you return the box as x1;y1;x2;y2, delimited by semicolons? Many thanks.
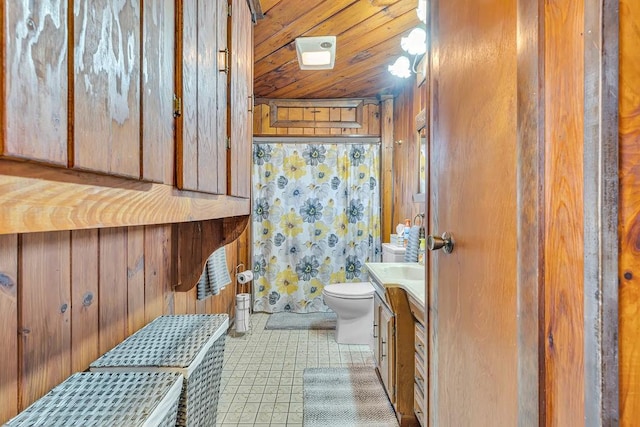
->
295;36;337;70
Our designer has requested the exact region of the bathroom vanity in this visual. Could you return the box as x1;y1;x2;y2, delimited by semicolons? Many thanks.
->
366;262;426;427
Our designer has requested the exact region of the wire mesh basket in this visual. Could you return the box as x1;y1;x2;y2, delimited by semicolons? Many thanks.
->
4;372;183;427
90;314;229;427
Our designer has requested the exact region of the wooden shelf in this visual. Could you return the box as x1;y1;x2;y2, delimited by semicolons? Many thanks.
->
0;160;250;235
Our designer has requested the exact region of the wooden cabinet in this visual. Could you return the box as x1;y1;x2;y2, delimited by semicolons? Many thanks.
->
374;292;396;404
229;0;253;198
410;295;426;427
177;0;228;194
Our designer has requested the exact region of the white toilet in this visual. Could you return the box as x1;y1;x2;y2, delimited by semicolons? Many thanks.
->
322;282;375;345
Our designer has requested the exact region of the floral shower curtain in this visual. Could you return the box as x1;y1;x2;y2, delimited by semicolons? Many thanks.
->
251;141;382;313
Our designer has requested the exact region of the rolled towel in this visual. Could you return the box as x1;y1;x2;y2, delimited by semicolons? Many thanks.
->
404;225;421;262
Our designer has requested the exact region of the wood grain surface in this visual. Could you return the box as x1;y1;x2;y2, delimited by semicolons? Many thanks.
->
0;235;18;421
253;0;418;98
19;232;71;409
0;224;247;423
177;0;199;191
70;229;99;373
3;1;68;165
144;225;174;322
72;0;140;178
619;0;640;423
98;228;129;355
127;226;146;335
142;0;175;184
230;0;253;198
429;0;518;424
543;1;585;424
0;160;250;235
253;99;381;137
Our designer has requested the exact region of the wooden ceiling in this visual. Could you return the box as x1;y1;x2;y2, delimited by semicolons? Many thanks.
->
253;0;422;99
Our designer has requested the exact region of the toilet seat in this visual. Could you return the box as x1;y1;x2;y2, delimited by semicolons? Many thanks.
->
323;282;374;299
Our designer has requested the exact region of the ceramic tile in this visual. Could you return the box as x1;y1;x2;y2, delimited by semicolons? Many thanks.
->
217;312;375;426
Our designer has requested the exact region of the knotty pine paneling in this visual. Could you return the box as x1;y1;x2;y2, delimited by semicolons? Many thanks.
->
98;228;129;355
0;235;18;422
392;79;422;230
543;0;585;424
144;225;175;322
3;1;68;166
127;226;146;334
253;101;381;137
142;0;175;184
72;0;140;178
380;97;394;244
19;232;72;410
619;0;640;423
70;229;99;373
0;224;246;424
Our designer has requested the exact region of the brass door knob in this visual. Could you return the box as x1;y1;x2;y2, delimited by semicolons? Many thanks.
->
427;232;454;254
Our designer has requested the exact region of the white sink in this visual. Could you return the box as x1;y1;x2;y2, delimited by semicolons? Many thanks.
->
365;262;426;305
366;262;425;284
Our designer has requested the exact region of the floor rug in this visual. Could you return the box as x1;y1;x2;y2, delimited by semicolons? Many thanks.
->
264;311;336;330
303;367;399;427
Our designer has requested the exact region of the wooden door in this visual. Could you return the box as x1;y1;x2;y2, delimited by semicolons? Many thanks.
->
427;0;518;425
229;0;253;198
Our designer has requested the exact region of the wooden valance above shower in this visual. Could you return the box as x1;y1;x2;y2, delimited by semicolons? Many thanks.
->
254;98;381;137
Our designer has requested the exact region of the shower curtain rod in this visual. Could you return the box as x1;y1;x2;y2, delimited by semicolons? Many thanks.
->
253;136;381;145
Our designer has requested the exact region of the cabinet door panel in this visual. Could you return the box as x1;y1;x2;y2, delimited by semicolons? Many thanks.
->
73;0;141;178
3;1;68;165
214;0;228;193
142;0;175;184
380;302;395;403
178;0;199;190
178;0;227;194
229;0;252;198
196;0;218;194
373;295;382;365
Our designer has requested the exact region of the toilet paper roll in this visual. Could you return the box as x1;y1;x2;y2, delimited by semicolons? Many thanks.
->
237;270;254;284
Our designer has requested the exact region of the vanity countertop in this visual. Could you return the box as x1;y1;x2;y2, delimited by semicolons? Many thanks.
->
365;262;426;306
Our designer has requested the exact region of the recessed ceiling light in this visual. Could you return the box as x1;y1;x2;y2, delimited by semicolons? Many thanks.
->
295;36;336;70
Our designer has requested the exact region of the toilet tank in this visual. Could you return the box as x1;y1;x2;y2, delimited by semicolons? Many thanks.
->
382;243;406;262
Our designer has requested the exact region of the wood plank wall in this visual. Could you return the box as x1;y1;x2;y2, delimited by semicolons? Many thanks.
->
619;0;640;423
391;79;425;233
0;225;247;423
253;99;381;136
543;1;586;424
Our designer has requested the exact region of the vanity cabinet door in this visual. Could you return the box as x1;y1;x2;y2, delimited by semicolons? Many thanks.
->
379;302;395;404
373;294;382;365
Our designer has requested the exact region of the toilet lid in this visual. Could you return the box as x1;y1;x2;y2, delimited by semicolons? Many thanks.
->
323;282;375;299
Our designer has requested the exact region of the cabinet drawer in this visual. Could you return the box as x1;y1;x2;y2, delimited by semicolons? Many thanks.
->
415;321;426;361
414;383;425;427
408;294;425;325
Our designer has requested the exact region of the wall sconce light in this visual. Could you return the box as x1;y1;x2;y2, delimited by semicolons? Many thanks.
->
388;1;427;79
388;56;412;79
401;28;427;56
417;0;427;24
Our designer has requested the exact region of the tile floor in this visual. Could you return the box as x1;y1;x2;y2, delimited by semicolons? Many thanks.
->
217;312;375;426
